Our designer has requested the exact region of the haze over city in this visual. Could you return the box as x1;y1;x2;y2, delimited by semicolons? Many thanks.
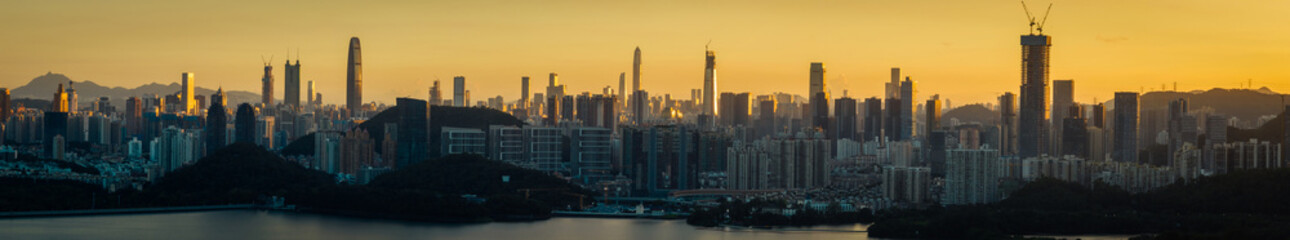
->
4;0;1288;105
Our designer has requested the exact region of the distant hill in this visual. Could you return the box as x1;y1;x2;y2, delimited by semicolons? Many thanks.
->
7;72;264;109
1139;88;1285;123
941;104;997;125
1227;111;1285;144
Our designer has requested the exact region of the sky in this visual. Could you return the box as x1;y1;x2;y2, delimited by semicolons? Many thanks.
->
2;0;1288;106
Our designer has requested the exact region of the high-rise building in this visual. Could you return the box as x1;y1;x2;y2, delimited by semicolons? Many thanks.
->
396;98;430;168
885;98;904;141
453;76;466;107
235;103;256;143
51;83;68;112
618;73;626;113
340;128;374;175
926;97;943;138
943;148;1002;205
1019;34;1052;158
346;37;363;117
835;97;858;141
900;77;917;140
998;92;1018;155
633;47;642;92
206;88;228;154
809;63;829;133
887;68;901;99
261;63;274;107
546;73;565;101
757;97;777;138
521;76;530;110
1062;105;1089;159
65;82;77;113
732;93;751;127
182;72;196;115
424;81;440;106
284;58;301;108
863;97;883;142
307;80;315;106
1091;103;1106;128
703;50;718;122
1051;80;1074;155
0;88;9;122
1114;92;1139;163
125;97;142;136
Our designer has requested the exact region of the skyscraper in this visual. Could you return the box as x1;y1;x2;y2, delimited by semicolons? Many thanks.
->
887;68;901;100
900;77;917;140
261;63;274;106
65;82;77;113
863;97;883;142
51;83;68;112
1113;92;1139;163
396;98;430;168
633;47;642;92
346;37;363;117
521;76;530;110
1019;34;1052;158
423;80;438;106
206;88;227;154
125;97;142;136
703;50;718;121
182;72;196;115
307;80;315;106
809;62;828;132
546;73;565;101
885;98;903;141
1051;80;1074;155
284;58;301;108
454;76;466;107
0;88;9;122
926;97;942;138
618;73;626;112
835;97;858;141
235;103;256;143
999;92;1018;155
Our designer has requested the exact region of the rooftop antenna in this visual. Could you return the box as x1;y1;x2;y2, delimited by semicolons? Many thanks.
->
706;40;712;51
1020;1;1054;35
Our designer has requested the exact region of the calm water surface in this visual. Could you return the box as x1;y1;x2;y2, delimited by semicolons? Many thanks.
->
0;210;874;240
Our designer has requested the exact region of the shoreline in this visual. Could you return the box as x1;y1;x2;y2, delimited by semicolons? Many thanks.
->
0;204;257;219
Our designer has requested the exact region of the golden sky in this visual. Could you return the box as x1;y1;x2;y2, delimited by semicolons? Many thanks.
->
2;0;1287;106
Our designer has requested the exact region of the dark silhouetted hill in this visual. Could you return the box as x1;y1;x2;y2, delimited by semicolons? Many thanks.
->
281;105;524;156
143;142;333;205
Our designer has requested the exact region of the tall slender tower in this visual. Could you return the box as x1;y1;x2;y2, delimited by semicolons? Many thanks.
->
261;63;274;107
633;47;641;92
809;62;828;131
900;77;917;140
182;72;196;115
346;37;363;117
999;92;1018;155
1051;80;1074;155
1018;34;1051;158
454;76;466;107
307;80;315;106
703;49;717;119
618;73;626;110
284;58;302;108
521;76;530;110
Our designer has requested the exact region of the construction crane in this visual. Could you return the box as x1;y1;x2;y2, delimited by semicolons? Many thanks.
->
1021;1;1053;35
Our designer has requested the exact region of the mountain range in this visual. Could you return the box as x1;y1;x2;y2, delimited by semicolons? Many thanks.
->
6;72;265;109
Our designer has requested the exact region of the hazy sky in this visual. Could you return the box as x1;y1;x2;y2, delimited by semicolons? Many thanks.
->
2;0;1288;106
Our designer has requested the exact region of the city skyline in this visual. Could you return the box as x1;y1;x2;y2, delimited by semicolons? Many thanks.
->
3;1;1289;106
